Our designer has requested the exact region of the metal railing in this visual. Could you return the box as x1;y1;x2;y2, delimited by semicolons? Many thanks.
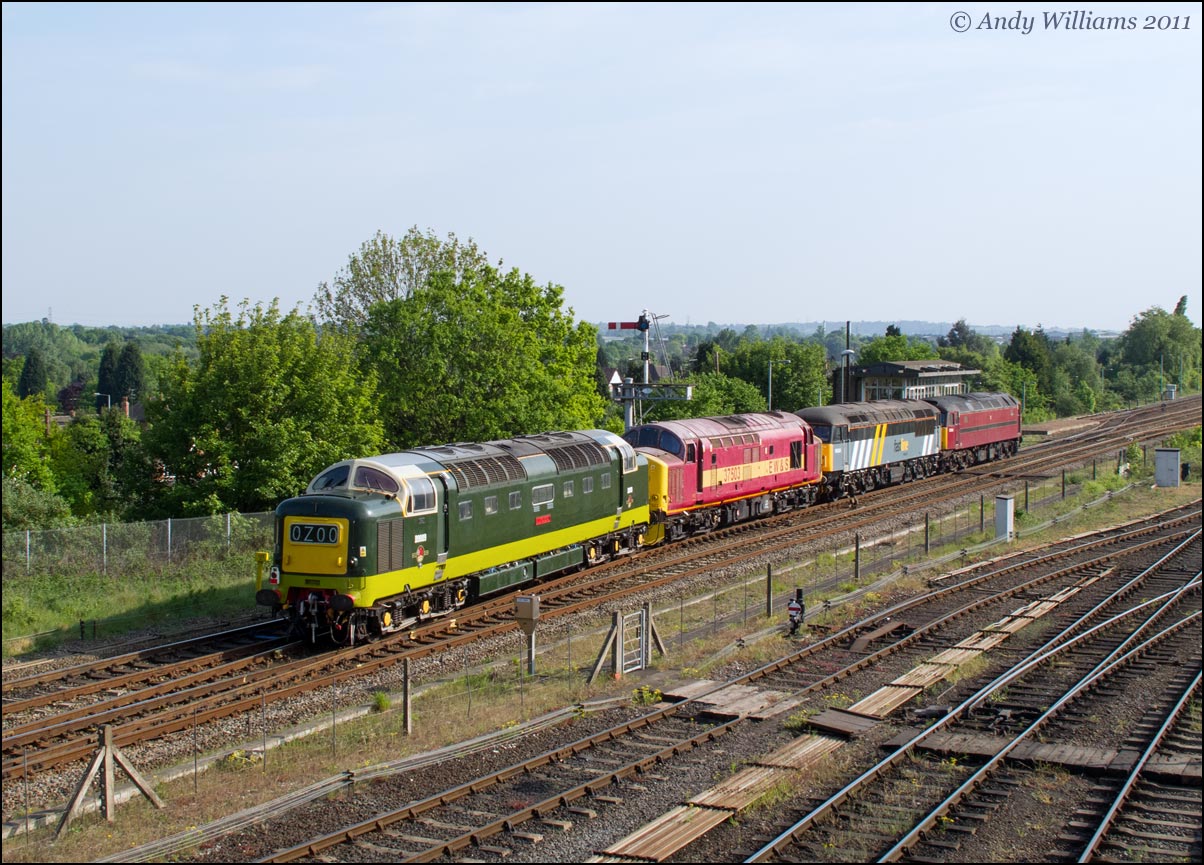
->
3;512;274;578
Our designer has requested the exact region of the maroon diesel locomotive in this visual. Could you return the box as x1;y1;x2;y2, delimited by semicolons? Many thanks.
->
927;393;1022;469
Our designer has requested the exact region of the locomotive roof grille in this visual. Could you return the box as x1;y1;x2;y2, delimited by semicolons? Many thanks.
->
543;441;610;471
714;415;753;429
443;454;527;489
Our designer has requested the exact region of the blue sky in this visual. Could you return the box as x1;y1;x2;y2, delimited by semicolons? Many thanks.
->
3;3;1200;332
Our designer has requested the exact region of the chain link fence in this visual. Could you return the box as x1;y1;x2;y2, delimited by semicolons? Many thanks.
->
3;512;275;578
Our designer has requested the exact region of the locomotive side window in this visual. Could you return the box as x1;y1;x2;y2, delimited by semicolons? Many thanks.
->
616;439;638;473
458;501;472;521
563;480;574;498
583;477;594;494
686;443;696;462
532;484;554;506
406;477;437;514
509;491;522;509
484;495;498;515
601;473;612;489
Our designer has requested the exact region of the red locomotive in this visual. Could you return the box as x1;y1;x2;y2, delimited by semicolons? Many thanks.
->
926;393;1022;469
623;412;822;543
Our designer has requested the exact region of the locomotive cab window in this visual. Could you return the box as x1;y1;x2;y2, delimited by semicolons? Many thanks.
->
311;464;350;491
659;431;684;458
405;477;437;514
354;466;400;495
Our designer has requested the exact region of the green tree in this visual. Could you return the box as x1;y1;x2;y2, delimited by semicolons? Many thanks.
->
715;338;829;412
1003;326;1051;387
144;298;385;515
857;334;938;365
981;354;1050;422
1107;305;1202;400
115;342;146;400
315;227;495;331
2;476;75;531
45;410;148;519
17;347;48;399
2;380;57;492
361;267;605;448
643;372;767;421
96;342;120;405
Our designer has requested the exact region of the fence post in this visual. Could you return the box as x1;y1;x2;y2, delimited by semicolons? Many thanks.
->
925;513;930;554
167;518;172;563
403;658;412;735
765;564;773;618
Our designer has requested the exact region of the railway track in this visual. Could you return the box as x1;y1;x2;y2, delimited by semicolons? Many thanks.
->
220;519;1201;863
738;556;1202;863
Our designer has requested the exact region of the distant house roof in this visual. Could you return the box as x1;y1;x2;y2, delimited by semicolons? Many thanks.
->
851;360;980;378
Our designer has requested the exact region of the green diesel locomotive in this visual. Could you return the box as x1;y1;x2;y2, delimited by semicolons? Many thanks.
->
256;430;649;644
